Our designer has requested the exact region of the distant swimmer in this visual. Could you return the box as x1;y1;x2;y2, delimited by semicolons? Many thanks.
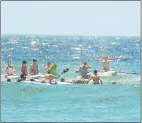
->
30;59;39;75
88;70;102;84
99;56;111;71
44;62;52;71
60;78;65;82
5;60;15;76
21;60;28;75
48;64;58;76
76;61;91;79
42;70;59;84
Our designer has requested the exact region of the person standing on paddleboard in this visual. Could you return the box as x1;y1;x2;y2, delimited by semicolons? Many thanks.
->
30;59;39;75
99;56;117;72
99;56;110;71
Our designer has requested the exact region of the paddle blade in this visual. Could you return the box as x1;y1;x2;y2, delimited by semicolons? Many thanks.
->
62;68;69;74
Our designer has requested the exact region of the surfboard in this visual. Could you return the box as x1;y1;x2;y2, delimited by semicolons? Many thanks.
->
2;74;45;80
22;81;71;85
98;70;117;77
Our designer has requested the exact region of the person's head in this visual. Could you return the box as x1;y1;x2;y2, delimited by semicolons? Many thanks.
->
22;60;27;65
47;70;50;74
94;70;98;74
81;61;87;67
33;59;37;65
112;82;116;84
47;62;51;66
103;56;108;61
82;61;85;64
60;78;65;82
84;62;87;65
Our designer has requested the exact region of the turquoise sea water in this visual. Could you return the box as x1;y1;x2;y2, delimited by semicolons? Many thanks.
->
1;35;140;122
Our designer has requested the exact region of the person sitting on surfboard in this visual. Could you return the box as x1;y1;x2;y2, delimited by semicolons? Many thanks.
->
88;70;102;84
21;60;28;75
5;60;15;76
42;70;59;84
76;61;91;79
42;68;69;84
30;59;39;75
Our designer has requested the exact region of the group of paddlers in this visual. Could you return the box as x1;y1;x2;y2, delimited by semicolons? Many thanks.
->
4;56;114;84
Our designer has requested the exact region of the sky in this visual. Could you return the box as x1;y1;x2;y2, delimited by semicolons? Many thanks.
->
1;1;140;36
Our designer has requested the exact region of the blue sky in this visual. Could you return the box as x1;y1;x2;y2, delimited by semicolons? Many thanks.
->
1;1;140;36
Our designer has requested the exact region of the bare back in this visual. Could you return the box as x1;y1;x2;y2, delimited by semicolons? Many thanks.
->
30;64;38;75
91;75;100;84
45;74;56;83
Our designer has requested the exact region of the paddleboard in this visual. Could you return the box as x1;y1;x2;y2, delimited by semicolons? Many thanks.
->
22;81;71;85
98;70;117;77
88;70;117;77
2;74;45;80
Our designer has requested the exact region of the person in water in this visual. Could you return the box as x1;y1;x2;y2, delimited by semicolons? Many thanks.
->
42;70;59;84
60;78;65;82
30;59;39;75
21;60;28;75
76;61;91;79
44;62;52;71
5;60;15;76
88;70;102;84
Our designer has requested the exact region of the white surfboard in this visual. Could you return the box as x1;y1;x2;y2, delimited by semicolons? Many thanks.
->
20;81;71;85
98;70;117;77
3;74;45;80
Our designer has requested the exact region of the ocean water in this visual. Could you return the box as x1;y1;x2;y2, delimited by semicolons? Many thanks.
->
1;35;140;122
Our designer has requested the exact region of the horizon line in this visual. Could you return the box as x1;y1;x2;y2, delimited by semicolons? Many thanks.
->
1;33;140;37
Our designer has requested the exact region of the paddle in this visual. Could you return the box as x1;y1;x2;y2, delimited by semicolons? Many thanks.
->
45;68;69;84
58;68;69;78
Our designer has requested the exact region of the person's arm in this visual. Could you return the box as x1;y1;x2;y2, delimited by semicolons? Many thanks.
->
12;66;16;74
20;66;22;73
5;66;8;73
99;77;103;84
44;65;48;70
37;65;39;73
76;67;81;73
87;65;91;69
86;64;91;68
99;60;104;64
30;65;32;74
87;76;92;83
52;74;59;79
25;66;28;75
